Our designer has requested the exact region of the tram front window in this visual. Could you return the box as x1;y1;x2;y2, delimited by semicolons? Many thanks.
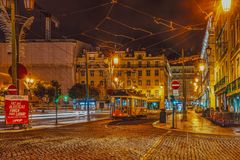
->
122;98;127;113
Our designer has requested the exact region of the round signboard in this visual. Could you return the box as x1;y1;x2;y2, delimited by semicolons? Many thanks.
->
171;80;180;90
7;84;17;95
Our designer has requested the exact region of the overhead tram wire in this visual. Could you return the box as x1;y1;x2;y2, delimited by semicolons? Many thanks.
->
146;29;189;49
106;17;153;35
120;28;181;50
60;2;112;17
95;28;135;40
117;2;188;30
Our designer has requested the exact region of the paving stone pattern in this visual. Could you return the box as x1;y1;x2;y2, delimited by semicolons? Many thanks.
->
0;118;240;160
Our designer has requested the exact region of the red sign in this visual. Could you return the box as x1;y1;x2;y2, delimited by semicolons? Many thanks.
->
7;85;17;95
5;95;29;125
171;80;180;90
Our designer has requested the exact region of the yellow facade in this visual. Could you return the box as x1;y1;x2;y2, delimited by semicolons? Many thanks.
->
211;0;240;111
76;50;171;109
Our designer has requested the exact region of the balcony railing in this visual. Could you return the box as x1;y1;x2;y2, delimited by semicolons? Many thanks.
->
226;77;240;94
214;76;228;92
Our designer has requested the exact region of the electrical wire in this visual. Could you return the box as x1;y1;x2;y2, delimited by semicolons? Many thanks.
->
106;17;153;34
96;27;135;40
121;28;181;49
146;29;189;49
60;2;111;17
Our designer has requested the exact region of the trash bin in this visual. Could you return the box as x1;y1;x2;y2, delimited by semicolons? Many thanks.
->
159;109;166;123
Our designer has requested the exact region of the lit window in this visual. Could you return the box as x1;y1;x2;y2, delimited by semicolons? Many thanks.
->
90;81;94;86
90;70;94;77
138;80;142;86
155;70;159;76
147;80;151;86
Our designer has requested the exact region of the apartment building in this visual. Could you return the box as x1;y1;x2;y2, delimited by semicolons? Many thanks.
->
76;50;172;109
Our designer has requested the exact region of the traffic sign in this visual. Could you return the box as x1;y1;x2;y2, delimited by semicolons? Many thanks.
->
171;80;180;90
7;84;17;95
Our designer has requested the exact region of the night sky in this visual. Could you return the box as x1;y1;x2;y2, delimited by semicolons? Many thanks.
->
0;0;212;59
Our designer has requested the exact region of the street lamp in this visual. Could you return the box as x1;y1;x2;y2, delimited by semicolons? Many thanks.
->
222;0;231;12
1;0;35;93
113;56;119;65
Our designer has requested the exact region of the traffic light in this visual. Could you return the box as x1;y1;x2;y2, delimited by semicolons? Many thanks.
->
63;95;69;103
54;97;59;103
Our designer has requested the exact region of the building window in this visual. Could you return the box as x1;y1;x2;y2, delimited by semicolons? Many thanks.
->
155;61;159;67
155;90;159;97
81;81;85;84
147;80;151;86
155;70;159;76
100;81;104;86
147;61;150;67
127;71;131;77
90;70;94;77
138;70;142;76
138;80;142;86
138;61;142;67
99;70;103;76
127;80;131;86
127;62;131;68
118;71;122;76
81;71;85;76
147;90;151;97
90;81;94;86
155;80;159;86
146;70;151;76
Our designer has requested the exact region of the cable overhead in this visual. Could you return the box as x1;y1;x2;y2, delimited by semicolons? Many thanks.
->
106;17;153;35
146;29;189;49
121;28;180;49
96;27;135;40
61;2;111;17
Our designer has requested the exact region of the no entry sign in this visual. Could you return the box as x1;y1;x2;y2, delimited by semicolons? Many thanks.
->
5;95;29;125
171;80;180;90
7;84;17;95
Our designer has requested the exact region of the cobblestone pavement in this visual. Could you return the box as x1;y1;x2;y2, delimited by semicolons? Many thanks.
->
0;115;240;160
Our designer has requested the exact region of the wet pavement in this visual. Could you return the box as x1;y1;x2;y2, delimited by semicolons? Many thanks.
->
1;116;240;159
154;110;240;136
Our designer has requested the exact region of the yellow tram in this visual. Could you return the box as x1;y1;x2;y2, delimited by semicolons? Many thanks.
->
110;89;148;118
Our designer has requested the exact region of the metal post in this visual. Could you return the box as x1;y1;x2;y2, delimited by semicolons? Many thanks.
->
172;106;175;128
182;49;187;121
55;87;58;125
85;52;90;121
10;0;17;88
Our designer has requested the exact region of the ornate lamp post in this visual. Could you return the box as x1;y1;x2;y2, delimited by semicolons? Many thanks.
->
1;0;35;93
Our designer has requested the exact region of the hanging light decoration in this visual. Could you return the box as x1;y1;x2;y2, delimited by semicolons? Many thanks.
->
1;0;10;8
221;0;231;12
24;0;35;11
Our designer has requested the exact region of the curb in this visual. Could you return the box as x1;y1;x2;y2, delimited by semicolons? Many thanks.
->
152;121;240;137
0;117;110;133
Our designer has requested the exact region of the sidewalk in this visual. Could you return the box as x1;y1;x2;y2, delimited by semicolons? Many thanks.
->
153;110;240;136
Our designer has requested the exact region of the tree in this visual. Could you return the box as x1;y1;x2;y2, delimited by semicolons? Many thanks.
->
68;83;100;100
33;81;45;100
33;80;62;103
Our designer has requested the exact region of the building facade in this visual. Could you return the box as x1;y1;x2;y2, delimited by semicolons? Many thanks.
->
76;50;172;109
171;65;197;105
204;0;240;111
0;40;91;94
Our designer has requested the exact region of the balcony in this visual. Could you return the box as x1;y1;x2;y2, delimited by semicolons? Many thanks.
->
226;77;240;95
214;76;228;92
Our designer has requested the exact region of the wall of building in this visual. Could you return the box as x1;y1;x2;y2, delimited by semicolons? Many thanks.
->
0;40;92;94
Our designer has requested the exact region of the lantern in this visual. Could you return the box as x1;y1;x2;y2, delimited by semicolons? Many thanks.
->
24;0;35;11
222;0;231;12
